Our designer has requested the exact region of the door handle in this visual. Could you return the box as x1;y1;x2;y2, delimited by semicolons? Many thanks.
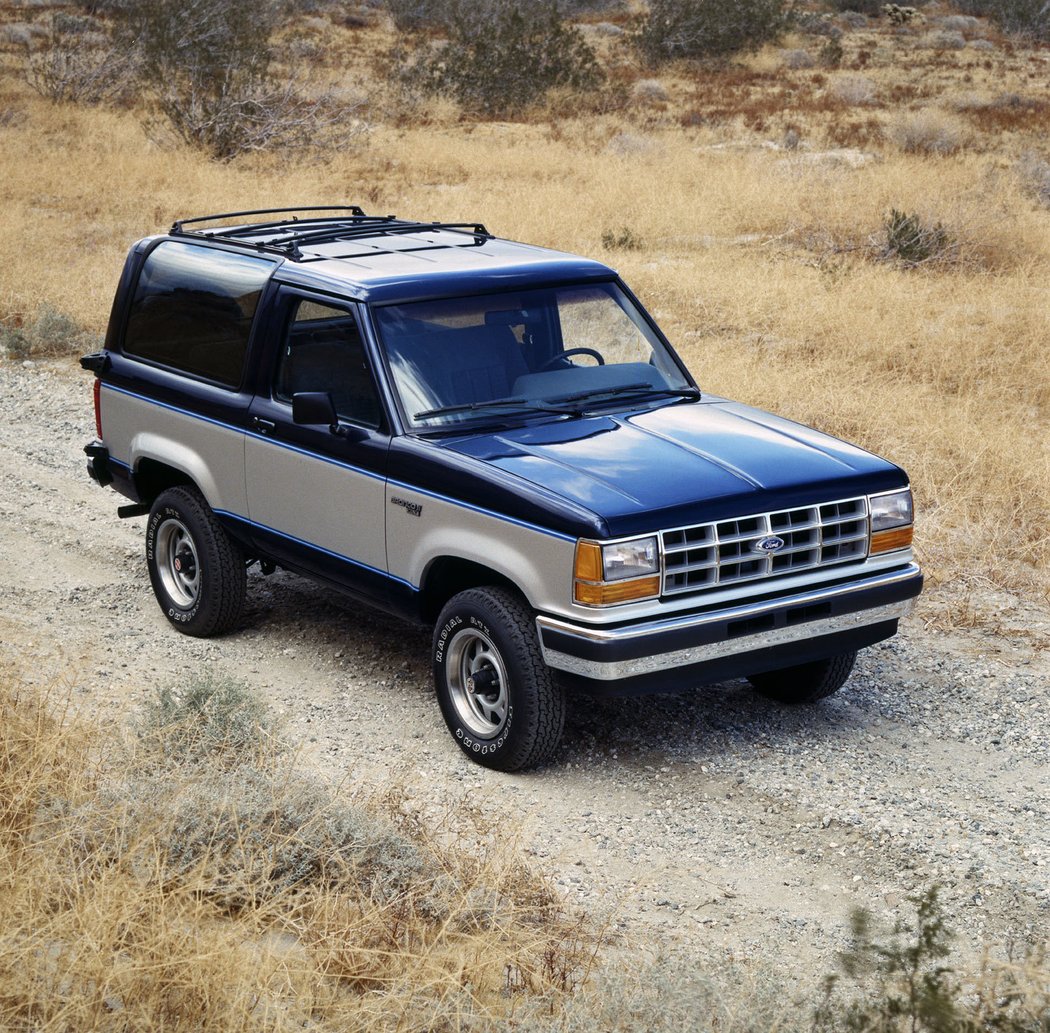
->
251;417;276;435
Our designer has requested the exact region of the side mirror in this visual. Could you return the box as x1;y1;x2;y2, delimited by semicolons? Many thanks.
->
292;391;337;426
291;392;367;441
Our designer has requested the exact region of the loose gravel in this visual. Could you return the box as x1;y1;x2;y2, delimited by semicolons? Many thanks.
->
1;357;1047;977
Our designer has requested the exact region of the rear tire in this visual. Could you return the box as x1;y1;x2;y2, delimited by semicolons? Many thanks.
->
433;587;564;772
146;486;245;637
747;651;857;704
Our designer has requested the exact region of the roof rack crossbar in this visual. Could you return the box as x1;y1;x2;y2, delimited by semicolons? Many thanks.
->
296;238;492;263
202;214;395;241
170;206;367;234
266;221;493;256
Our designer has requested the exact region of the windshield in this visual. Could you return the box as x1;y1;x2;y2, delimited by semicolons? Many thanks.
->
371;282;693;430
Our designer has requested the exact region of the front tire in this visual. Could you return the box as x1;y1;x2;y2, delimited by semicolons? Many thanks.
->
146;486;246;637
433;587;564;772
747;651;857;704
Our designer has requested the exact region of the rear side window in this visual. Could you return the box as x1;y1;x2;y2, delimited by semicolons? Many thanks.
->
123;242;273;387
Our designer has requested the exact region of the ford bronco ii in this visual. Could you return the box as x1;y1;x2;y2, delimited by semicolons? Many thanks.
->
82;206;923;770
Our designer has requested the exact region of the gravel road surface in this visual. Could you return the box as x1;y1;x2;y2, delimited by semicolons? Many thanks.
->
2;358;1047;976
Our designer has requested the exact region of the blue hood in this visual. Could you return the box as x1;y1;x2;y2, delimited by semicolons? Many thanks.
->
445;398;907;537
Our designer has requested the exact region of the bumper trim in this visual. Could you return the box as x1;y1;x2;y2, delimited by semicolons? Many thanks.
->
536;563;921;681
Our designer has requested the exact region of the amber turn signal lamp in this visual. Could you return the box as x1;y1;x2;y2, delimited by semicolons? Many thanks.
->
574;576;661;606
574;541;603;582
870;525;913;554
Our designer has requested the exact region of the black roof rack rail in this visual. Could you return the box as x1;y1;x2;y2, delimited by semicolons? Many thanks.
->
170;205;368;234
266;221;493;260
169;212;495;262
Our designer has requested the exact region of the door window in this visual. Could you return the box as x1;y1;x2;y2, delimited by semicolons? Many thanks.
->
275;299;382;428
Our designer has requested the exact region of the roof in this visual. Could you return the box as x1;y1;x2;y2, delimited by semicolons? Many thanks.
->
167;207;616;304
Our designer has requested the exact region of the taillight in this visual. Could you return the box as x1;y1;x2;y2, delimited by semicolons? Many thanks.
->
93;378;103;439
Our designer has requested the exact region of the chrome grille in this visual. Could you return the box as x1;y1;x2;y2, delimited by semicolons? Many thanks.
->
661;497;869;596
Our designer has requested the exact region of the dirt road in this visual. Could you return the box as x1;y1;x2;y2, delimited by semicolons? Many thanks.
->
2;357;1047;976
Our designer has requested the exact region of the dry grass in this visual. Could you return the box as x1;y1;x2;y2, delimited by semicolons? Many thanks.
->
0;672;597;1032
0;4;1047;612
3;675;1045;1033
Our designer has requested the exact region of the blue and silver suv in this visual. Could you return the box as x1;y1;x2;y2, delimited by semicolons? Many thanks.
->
82;206;923;770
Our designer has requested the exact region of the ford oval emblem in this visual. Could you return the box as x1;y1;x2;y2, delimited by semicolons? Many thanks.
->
753;535;786;554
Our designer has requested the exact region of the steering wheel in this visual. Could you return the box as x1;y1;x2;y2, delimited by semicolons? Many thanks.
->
537;348;605;372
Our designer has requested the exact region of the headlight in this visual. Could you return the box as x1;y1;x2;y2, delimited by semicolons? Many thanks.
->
574;536;660;606
869;488;914;554
600;537;659;580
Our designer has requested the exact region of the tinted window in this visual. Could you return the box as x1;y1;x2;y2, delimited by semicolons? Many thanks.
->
275;299;381;427
123;242;273;387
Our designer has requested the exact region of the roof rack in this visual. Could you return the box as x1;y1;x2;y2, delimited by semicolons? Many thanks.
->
170;206;367;234
169;208;494;262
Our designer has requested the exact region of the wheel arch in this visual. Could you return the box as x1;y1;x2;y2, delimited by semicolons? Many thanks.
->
418;556;522;624
134;457;198;505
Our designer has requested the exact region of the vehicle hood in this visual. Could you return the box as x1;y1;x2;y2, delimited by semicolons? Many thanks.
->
444;398;907;537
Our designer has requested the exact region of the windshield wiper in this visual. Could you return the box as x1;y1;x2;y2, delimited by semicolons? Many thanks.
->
414;396;579;421
548;384;701;406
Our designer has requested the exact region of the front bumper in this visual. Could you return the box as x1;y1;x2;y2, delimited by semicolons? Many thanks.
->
536;562;922;691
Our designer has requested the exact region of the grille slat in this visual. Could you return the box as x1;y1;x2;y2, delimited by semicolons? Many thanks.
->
661;497;869;596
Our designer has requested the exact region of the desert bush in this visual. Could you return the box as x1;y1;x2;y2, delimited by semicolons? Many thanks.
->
386;0;627;28
882;3;922;23
1017;150;1050;205
937;13;982;31
984;0;1050;39
25;12;131;105
635;0;792;63
632;77;670;103
114;0;366;160
881;208;955;265
832;73;878;103
138;674;279;766
924;28;967;46
406;2;603;117
781;47;816;67
827;0;881;15
796;11;844;35
886;108;966;154
601;226;643;250
839;9;872;26
1;304;102;359
0;23;33;47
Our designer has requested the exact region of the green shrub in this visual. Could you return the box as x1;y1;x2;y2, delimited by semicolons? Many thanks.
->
409;2;603;117
882;209;954;265
815;886;1050;1033
635;0;792;63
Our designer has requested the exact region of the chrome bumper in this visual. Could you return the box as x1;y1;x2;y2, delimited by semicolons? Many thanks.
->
536;563;922;682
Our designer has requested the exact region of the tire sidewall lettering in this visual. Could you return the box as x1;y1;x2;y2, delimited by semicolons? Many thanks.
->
454;703;512;755
434;615;463;664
